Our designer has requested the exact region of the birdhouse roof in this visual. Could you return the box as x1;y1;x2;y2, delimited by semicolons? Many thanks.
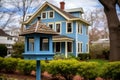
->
20;22;58;36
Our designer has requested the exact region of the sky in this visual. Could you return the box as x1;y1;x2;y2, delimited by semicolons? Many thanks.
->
0;0;119;28
40;0;103;11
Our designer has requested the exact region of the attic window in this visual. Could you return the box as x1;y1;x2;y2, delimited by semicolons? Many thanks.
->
41;12;47;19
48;11;54;19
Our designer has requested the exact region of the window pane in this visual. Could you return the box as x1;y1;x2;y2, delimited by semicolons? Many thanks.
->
50;11;53;18
28;37;34;51
67;42;72;52
49;24;53;29
86;44;88;52
42;12;46;18
78;42;82;53
78;23;82;34
67;23;72;32
86;27;88;35
81;43;82;52
56;42;60;52
56;24;60;33
40;37;49;51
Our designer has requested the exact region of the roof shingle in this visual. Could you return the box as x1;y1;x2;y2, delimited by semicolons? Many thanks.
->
20;21;58;36
0;29;10;36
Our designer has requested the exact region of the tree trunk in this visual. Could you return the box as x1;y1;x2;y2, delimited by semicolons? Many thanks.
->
104;6;120;61
99;0;120;61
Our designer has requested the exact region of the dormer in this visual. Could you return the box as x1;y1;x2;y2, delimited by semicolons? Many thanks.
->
65;8;84;18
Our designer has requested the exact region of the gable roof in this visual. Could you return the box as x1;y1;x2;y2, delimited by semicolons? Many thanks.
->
0;29;10;36
22;2;90;25
20;21;58;36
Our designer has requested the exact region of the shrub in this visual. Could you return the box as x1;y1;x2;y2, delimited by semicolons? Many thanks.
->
78;53;90;60
100;61;120;79
76;62;99;80
17;60;36;75
12;42;24;58
0;57;4;71
46;59;79;80
90;44;109;59
3;58;18;73
0;44;7;57
53;53;66;60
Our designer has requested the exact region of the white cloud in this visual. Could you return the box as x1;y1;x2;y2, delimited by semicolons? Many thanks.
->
52;0;102;11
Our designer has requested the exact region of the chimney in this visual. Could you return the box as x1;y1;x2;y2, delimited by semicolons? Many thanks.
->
60;1;65;10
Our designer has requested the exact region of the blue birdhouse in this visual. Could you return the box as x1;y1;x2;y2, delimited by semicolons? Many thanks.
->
20;17;58;60
20;17;58;80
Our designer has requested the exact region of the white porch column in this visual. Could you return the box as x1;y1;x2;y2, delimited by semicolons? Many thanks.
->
65;41;67;58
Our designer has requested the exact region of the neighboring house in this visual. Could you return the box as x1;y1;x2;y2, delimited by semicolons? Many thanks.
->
0;29;15;55
4;27;20;42
91;38;110;47
22;1;89;57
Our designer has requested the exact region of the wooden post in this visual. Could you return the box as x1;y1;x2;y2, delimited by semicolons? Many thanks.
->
36;60;41;80
65;41;67;58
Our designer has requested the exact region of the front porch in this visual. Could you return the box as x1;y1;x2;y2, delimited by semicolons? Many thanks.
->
52;35;74;58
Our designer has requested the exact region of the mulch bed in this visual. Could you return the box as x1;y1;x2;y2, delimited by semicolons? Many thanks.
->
0;72;104;80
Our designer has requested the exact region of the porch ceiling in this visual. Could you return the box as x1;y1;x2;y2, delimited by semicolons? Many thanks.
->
52;35;74;42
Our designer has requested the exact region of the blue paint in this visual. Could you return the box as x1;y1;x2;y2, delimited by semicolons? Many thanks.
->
69;12;82;18
24;2;89;58
36;60;41;80
77;24;89;53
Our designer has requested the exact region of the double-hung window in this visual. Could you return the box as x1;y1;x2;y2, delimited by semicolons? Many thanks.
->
41;12;47;19
78;42;82;53
86;27;88;35
86;43;89;53
48;11;54;19
67;22;73;33
56;22;61;34
78;23;82;34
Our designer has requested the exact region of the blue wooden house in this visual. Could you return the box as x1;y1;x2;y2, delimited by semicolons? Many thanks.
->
22;1;89;58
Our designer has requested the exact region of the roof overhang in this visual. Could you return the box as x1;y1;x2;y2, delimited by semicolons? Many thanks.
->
52;35;74;42
69;18;90;26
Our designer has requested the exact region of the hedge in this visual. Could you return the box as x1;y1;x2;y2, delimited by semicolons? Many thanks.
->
99;61;120;79
17;59;36;75
3;58;18;73
0;57;120;80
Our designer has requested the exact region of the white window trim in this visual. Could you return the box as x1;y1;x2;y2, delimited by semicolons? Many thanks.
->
66;22;73;34
48;10;54;19
78;42;83;53
48;23;54;30
55;22;61;34
86;43;89;53
67;42;73;53
77;22;82;35
41;11;47;19
54;42;61;53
